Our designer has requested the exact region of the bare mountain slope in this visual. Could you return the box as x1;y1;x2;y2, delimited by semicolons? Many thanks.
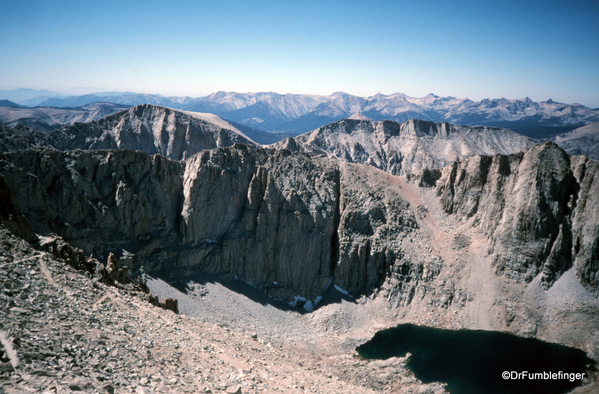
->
435;142;599;294
553;122;599;160
276;117;537;175
0;104;257;160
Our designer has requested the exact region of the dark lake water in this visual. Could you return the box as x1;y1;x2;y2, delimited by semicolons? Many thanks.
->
356;324;594;394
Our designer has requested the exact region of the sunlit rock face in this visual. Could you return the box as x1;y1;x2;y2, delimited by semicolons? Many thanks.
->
275;118;536;176
436;141;599;295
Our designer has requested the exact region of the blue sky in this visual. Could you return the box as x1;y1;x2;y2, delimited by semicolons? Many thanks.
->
1;0;598;107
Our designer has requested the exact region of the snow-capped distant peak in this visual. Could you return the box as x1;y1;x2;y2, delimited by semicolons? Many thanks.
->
347;113;372;121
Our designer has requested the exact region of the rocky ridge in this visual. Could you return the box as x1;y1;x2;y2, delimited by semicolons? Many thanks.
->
1;141;598;392
0;145;424;306
0;142;597;328
1;111;599;392
275;117;536;176
0;105;257;160
434;142;599;294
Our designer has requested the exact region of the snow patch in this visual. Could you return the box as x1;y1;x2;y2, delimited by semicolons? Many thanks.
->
314;295;323;307
335;285;354;298
288;295;306;307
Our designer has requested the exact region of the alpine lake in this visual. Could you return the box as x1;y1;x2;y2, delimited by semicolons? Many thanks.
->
356;324;595;394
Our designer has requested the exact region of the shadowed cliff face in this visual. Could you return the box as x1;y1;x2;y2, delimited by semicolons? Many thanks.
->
0;145;421;304
435;141;599;295
0;142;597;309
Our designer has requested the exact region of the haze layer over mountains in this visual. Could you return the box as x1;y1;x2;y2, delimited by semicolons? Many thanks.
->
2;89;599;140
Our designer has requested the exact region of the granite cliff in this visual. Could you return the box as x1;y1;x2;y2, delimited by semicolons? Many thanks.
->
0;141;597;324
0;145;422;306
1;135;599;393
435;141;599;295
275;117;536;176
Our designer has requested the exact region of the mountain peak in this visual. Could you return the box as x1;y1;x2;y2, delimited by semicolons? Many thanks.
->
330;91;351;98
347;113;372;121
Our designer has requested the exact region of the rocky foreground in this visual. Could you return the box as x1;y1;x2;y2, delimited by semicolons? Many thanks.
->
1;225;598;394
0;226;455;394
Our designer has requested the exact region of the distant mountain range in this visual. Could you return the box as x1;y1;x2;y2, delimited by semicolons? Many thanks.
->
0;88;69;106
0;102;131;132
0;99;25;108
2;90;598;139
0;104;556;168
1;103;597;164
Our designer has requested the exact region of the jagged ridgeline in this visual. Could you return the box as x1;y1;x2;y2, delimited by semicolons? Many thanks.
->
0;145;415;304
0;104;598;335
0;104;255;160
275;117;537;175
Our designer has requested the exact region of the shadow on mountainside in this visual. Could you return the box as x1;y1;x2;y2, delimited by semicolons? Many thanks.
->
147;267;357;315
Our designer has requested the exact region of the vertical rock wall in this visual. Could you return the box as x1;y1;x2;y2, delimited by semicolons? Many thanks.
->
435;142;599;295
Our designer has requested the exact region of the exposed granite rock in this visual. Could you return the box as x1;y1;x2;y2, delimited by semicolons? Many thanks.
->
0;141;597;311
105;252;129;285
149;294;179;314
275;118;536;176
38;235;97;274
0;104;256;160
0;148;185;255
553;121;599;161
0;123;58;153
435;141;599;294
2;225;431;394
0;173;37;243
0;145;421;304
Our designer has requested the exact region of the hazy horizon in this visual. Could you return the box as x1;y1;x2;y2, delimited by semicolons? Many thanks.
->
2;87;598;109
